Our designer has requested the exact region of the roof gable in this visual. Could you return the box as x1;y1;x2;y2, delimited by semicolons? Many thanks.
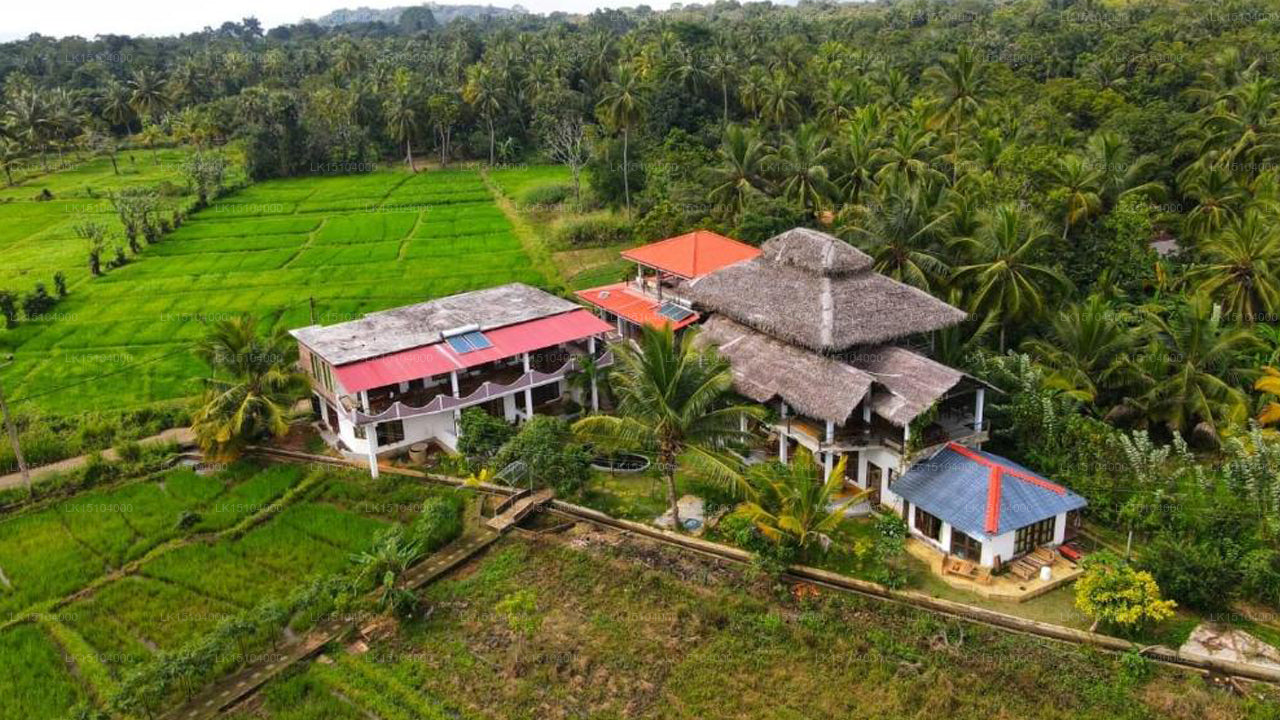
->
621;230;760;279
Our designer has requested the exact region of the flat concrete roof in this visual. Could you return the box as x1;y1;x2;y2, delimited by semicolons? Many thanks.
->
290;283;580;365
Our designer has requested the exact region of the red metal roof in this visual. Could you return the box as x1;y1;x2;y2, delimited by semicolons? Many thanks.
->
575;283;700;331
334;309;612;393
620;230;760;279
946;443;1067;534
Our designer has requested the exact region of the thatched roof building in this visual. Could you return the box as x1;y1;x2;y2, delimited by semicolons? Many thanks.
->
687;228;967;352
695;315;976;427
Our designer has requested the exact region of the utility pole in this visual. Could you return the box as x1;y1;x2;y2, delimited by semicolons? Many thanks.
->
0;373;30;494
309;296;317;324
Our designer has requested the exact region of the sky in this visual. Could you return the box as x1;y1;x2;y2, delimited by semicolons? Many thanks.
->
3;0;680;41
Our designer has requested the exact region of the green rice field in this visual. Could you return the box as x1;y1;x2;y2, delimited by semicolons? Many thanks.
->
0;149;199;291
0;462;442;720
0;164;547;415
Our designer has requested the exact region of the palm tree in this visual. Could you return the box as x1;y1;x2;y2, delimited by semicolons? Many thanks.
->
463;64;503;166
706;125;771;222
757;70;800;129
191;315;305;459
596;64;647;216
706;46;736;126
1086;131;1164;207
572;325;763;531
1048;154;1104;240
1119;297;1259;442
951;204;1071;350
1188;210;1280;323
843;181;953;292
127;69;170;126
766;123;838;215
99;81;135;134
924;45;986;131
872;125;941;188
384;87;421;171
1022;294;1133;403
735;452;866;552
1178;162;1246;239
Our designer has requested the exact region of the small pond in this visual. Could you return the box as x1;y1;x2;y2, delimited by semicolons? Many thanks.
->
590;453;652;473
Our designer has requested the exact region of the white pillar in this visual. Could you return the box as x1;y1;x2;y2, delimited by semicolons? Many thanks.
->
522;352;534;420
450;370;461;424
862;404;871;423
588;337;599;412
824;420;835;480
778;401;788;463
359;390;369;412
366;424;379;478
974;388;986;431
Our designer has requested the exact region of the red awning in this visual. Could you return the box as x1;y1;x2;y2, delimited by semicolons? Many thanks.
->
334;309;612;393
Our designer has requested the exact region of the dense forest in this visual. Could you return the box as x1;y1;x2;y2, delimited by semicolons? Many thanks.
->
3;0;1280;612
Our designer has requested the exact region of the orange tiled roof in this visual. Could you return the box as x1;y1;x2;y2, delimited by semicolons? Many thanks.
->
575;283;700;331
620;230;760;279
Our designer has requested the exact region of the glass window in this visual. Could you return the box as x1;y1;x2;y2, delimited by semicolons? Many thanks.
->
1014;516;1057;556
375;420;405;446
913;506;942;541
950;529;982;561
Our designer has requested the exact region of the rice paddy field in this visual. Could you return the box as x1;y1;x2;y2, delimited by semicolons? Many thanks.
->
0;461;446;720
228;534;1278;720
0;149;198;292
0;163;547;415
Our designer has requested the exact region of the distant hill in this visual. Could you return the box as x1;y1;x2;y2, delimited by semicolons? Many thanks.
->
305;3;527;27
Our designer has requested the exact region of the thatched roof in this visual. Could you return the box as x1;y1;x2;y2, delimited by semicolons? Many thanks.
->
291;283;578;365
695;315;873;424
859;346;966;427
696;315;973;426
687;228;967;352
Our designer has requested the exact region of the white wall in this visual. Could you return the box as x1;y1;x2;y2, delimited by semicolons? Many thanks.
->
338;410;457;456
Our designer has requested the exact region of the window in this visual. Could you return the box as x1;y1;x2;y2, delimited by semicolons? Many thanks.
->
1015;516;1057;556
309;354;335;393
531;382;561;406
914;506;942;541
375;420;405;447
950;529;982;561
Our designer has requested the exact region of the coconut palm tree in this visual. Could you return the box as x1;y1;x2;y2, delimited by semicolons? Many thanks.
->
706;124;771;222
873;124;942;189
191;315;306;459
924;45;986;131
1048;154;1104;240
735;451;866;552
1086;131;1164;207
1119;296;1259;442
596;63;647;217
99;81;135;134
1022;294;1133;403
951;204;1071;350
463;64;503;166
384;87;421;171
842;180;952;292
765;123;837;215
127;69;170;126
1178;162;1246;239
1188;210;1280;323
572;325;763;531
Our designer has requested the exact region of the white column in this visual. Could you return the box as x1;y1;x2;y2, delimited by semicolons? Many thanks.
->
862;404;871;423
359;390;369;412
974;388;986;431
778;401;788;463
522;352;534;420
366;424;379;478
824;420;835;480
450;370;461;424
588;337;599;412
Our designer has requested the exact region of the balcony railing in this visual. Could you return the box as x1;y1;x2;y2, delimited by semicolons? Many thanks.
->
347;350;613;424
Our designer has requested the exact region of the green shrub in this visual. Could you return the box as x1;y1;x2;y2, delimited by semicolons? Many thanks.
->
493;416;592;495
115;440;144;463
413;494;465;551
456;408;515;464
519;183;572;209
554;215;633;247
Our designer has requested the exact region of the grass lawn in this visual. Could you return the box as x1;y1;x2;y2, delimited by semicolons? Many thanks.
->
0;165;547;416
237;534;1277;720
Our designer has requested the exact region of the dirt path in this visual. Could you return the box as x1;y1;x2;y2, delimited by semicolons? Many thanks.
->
0;427;195;491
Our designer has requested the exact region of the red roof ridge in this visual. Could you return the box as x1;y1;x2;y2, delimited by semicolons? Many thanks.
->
944;443;1065;534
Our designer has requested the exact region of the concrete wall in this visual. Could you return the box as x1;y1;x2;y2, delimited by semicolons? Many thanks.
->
337;409;458;456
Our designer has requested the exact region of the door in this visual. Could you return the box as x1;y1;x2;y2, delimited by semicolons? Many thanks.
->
325;402;339;430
